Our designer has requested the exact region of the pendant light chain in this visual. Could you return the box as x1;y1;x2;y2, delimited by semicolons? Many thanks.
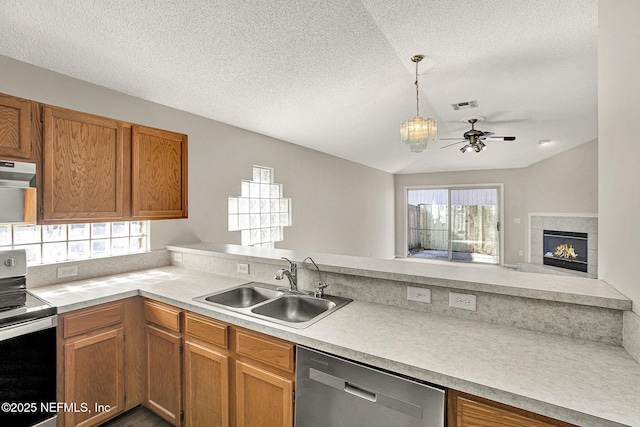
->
415;59;420;117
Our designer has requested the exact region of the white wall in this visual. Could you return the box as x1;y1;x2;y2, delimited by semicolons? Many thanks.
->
0;55;395;259
394;139;598;265
524;139;598;215
598;0;640;314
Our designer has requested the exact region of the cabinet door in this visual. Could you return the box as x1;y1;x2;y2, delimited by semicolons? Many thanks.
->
235;361;293;427
0;93;31;159
184;341;229;427
145;324;182;426
63;328;125;427
448;390;576;427
43;106;124;221
131;125;187;219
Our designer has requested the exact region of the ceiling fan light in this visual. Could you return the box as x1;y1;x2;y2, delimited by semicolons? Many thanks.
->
460;144;473;153
477;141;487;151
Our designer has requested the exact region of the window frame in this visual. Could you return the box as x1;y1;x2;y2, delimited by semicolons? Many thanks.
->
403;183;505;266
0;221;150;266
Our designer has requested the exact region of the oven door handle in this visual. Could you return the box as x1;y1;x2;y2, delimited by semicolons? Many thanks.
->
0;316;57;342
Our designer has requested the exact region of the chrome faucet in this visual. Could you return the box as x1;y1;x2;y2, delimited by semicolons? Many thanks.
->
275;257;303;293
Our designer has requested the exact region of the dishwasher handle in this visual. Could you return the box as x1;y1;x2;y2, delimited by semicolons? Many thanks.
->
344;382;377;402
309;368;423;419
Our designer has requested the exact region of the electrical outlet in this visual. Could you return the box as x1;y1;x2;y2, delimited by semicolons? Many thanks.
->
172;252;183;263
407;286;431;303
237;263;250;274
518;250;524;257
449;292;476;311
514;218;521;224
57;265;78;278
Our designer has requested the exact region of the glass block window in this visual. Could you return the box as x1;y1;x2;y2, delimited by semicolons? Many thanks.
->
0;221;149;265
228;166;292;248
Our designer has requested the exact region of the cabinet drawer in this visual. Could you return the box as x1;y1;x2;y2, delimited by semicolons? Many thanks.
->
63;302;124;338
144;300;181;332
235;329;295;373
185;312;228;349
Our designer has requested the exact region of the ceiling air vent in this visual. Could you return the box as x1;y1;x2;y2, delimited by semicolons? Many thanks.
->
451;100;478;110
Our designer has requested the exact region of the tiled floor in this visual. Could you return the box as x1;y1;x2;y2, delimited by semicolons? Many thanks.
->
100;406;171;427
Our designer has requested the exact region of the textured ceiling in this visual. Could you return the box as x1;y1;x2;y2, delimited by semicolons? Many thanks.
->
0;0;598;174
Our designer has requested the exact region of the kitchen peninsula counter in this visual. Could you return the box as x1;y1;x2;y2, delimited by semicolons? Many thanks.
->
167;242;630;311
30;262;639;427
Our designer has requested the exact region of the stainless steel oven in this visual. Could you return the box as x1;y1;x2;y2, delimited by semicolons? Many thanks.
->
0;249;57;427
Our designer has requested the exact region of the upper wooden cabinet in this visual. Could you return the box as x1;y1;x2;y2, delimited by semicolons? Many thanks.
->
132;125;187;219
35;104;187;223
0;93;32;159
0;93;188;223
42;106;125;222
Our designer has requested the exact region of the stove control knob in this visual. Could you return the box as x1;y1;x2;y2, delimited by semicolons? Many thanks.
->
4;257;17;267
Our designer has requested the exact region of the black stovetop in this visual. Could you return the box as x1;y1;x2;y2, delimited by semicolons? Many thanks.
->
0;290;56;327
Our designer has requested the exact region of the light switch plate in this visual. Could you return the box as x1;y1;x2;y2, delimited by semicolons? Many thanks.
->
172;252;183;263
407;286;431;303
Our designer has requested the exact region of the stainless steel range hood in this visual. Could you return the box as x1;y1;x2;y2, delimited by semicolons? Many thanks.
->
0;160;36;224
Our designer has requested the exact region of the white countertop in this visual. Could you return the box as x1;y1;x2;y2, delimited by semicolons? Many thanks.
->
31;266;639;427
167;242;631;311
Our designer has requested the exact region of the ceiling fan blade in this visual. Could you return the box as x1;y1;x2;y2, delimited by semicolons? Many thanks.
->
481;131;494;137
485;136;516;141
440;140;466;149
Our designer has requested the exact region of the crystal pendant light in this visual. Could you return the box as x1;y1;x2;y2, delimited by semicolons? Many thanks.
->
400;55;437;153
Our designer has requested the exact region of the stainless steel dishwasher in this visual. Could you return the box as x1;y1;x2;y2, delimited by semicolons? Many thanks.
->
295;346;445;427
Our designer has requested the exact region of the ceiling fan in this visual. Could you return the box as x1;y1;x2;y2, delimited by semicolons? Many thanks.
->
440;118;516;153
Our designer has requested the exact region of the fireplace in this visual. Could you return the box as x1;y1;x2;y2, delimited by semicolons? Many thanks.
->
543;230;588;272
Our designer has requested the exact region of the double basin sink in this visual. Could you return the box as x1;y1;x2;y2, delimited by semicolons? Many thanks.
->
193;282;352;329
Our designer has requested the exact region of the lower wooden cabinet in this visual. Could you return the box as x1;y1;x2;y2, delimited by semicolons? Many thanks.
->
184;340;230;426
448;390;577;427
232;328;295;427
57;298;144;427
182;311;296;427
60;298;296;427
145;324;182;425
146;301;294;427
235;361;294;427
63;328;125;427
59;297;588;427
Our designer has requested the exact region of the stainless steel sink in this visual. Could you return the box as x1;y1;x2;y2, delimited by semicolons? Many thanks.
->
193;282;352;329
204;285;282;308
251;295;337;323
